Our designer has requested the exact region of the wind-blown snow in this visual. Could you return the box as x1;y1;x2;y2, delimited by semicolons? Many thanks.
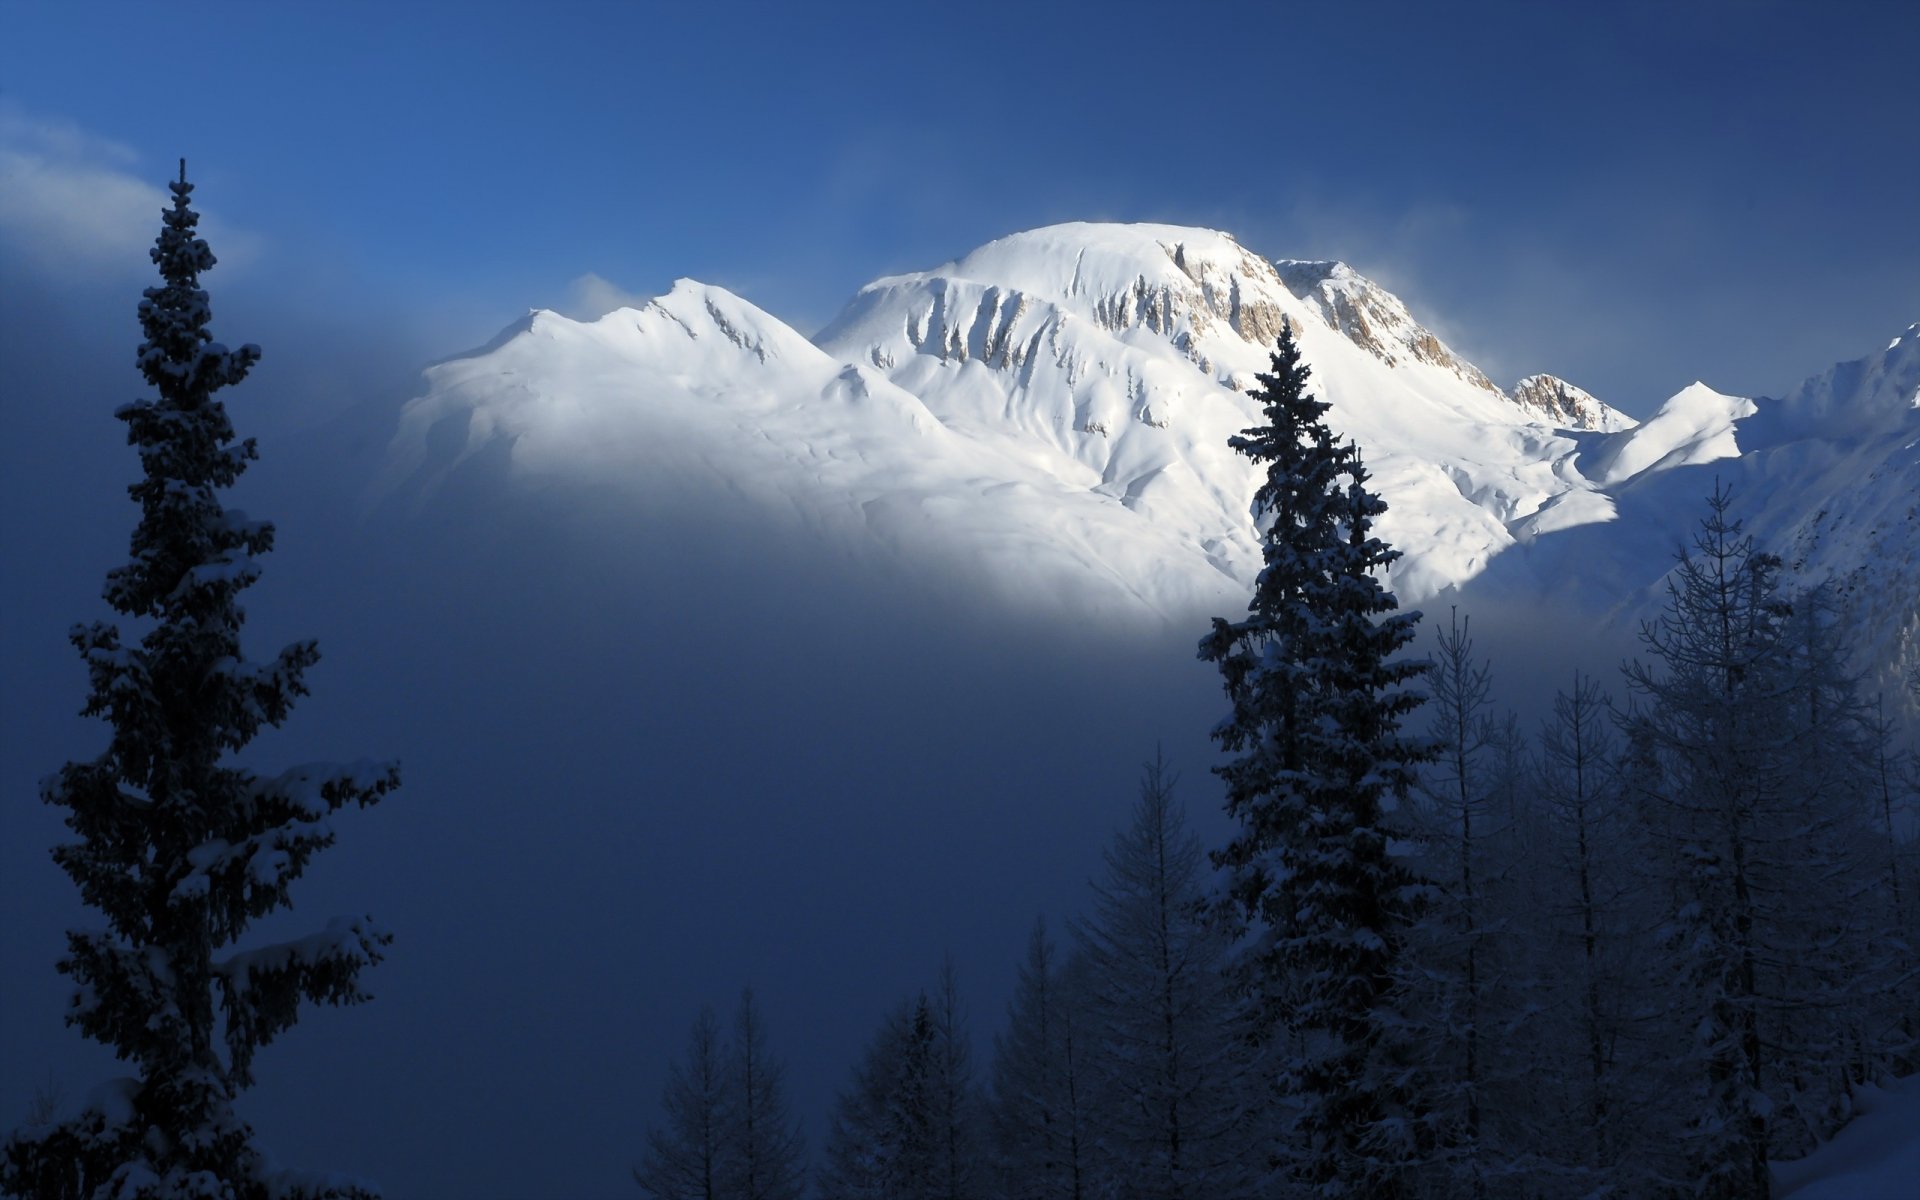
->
813;223;1630;602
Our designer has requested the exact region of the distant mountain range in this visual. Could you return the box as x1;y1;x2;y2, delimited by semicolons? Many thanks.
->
377;222;1920;685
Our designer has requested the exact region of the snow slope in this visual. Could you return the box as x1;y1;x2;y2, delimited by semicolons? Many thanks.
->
1460;320;1920;689
382;277;1248;624
1775;1075;1920;1199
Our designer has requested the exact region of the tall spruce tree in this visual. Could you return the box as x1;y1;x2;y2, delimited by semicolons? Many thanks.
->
636;1007;730;1200
1198;319;1432;1198
1;164;399;1199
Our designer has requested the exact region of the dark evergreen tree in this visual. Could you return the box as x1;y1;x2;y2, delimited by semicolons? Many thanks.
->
1074;756;1258;1200
1;164;398;1200
1623;487;1892;1196
1198;319;1432;1198
987;920;1095;1200
722;990;807;1200
1864;695;1920;1072
819;996;939;1200
928;959;982;1200
1528;671;1645;1188
636;1007;730;1200
1403;611;1534;1196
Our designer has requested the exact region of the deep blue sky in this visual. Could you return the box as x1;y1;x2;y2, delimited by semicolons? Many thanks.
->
4;0;1918;413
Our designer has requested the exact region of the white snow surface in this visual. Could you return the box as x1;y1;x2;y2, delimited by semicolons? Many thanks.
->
1583;381;1754;486
1775;1075;1920;1198
382;221;1920;675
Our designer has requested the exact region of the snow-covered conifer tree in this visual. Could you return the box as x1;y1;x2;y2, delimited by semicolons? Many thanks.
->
1;163;398;1200
722;990;807;1200
636;1007;732;1200
1074;756;1257;1200
1198;320;1433;1198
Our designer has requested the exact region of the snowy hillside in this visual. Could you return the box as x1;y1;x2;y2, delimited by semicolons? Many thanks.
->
1775;1075;1920;1198
381;278;1248;623
1463;321;1920;689
1730;323;1920;680
380;221;1920;678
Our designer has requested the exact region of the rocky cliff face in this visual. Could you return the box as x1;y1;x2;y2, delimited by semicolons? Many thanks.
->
1510;373;1637;432
1276;259;1503;397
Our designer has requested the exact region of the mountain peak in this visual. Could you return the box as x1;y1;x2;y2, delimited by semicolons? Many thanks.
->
1583;381;1753;486
1747;319;1920;444
1510;373;1637;432
1273;258;1502;397
837;223;1549;420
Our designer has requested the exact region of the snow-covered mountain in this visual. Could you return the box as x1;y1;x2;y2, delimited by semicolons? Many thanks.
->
1460;323;1920;690
379;221;1920;680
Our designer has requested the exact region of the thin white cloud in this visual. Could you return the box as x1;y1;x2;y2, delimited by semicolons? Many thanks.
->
1246;195;1656;408
561;272;651;320
0;155;164;276
0;102;259;281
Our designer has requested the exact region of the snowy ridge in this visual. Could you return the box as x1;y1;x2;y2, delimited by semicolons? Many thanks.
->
1583;382;1754;486
1737;328;1920;685
1759;321;1920;442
